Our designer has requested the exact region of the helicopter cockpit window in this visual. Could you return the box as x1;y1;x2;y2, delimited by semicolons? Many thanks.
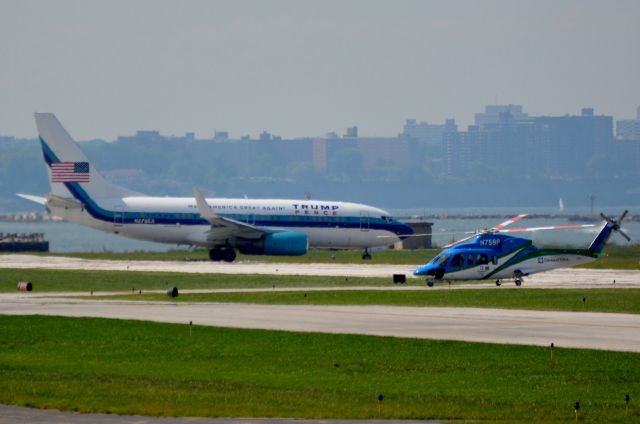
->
467;254;474;266
432;253;450;267
449;254;464;268
476;254;489;265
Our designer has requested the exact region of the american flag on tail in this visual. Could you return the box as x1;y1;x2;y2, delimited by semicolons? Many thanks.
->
51;162;90;183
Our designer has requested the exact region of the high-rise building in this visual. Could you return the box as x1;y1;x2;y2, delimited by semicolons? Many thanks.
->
616;106;640;140
403;118;456;146
474;105;528;128
535;108;613;177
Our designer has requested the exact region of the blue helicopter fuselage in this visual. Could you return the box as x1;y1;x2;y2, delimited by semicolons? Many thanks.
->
413;231;600;281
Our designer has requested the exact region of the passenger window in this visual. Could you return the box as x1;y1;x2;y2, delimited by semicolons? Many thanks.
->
466;254;474;267
449;254;464;268
492;256;498;265
476;254;489;265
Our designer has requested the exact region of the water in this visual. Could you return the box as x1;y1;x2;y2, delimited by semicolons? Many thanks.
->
0;221;172;253
2;209;638;253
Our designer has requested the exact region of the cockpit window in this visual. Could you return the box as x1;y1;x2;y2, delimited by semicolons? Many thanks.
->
431;253;450;267
381;215;391;222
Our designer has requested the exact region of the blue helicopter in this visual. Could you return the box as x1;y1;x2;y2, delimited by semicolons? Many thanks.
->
414;211;630;287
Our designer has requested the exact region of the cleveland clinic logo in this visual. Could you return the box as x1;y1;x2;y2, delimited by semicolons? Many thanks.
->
293;204;339;216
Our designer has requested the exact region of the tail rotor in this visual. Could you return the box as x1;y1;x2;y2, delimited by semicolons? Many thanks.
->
600;210;631;242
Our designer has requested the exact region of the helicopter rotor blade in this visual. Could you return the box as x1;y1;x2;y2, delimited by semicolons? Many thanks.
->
442;234;476;249
376;233;434;239
618;228;631;242
618;210;629;223
493;214;528;230
498;224;595;233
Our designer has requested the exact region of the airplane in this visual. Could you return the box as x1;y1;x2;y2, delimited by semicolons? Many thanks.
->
17;113;414;261
413;212;630;286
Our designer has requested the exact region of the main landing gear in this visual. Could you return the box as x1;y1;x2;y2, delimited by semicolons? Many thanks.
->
209;248;237;262
513;270;524;287
495;273;524;287
362;248;372;260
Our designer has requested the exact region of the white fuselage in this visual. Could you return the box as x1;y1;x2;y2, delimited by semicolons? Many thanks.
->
49;195;408;249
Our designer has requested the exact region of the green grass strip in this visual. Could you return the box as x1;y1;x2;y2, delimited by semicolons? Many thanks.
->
0;315;638;421
111;288;640;315
0;268;397;293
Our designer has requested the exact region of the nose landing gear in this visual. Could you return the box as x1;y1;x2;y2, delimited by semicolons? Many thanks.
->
362;248;372;260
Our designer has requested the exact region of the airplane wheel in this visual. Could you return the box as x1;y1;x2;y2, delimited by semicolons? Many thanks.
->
362;252;372;260
222;248;237;263
495;280;501;287
515;278;522;287
209;249;223;261
427;281;434;287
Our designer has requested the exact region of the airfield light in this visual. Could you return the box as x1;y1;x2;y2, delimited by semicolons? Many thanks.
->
377;393;384;414
625;393;630;415
574;401;580;421
550;343;554;362
189;320;193;337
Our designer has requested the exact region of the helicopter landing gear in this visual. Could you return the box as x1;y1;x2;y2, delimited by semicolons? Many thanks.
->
362;248;372;260
427;280;434;287
495;279;502;287
513;270;524;287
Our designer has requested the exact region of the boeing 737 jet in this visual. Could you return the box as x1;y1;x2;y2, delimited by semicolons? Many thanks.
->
18;113;413;261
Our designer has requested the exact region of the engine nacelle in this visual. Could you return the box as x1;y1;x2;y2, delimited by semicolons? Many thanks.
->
238;232;308;256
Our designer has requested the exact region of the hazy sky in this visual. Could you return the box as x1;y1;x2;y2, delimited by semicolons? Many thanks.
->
1;0;639;140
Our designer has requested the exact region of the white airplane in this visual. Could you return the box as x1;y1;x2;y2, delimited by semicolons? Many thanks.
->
17;113;413;261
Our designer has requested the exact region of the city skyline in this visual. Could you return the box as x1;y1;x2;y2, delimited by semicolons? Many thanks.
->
1;0;639;140
1;103;637;142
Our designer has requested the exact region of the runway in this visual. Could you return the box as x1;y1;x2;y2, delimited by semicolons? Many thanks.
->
0;405;442;424
1;254;639;288
2;294;640;353
1;254;640;353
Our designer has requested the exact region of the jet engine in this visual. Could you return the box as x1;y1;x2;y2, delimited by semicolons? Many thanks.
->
238;231;308;256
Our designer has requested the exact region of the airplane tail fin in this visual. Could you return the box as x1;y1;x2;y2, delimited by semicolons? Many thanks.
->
587;210;631;254
35;113;140;201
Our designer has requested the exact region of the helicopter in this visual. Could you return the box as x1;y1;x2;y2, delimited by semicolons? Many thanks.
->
413;211;630;287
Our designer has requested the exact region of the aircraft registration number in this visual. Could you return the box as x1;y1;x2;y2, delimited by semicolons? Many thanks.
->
479;238;500;247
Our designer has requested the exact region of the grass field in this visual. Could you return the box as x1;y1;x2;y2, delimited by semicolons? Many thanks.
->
114;288;640;314
1;315;638;422
7;243;638;269
0;268;395;293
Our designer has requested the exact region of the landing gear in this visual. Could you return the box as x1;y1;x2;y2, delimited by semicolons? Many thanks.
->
495;279;502;287
362;248;372;260
513;270;524;287
209;248;237;262
427;280;434;287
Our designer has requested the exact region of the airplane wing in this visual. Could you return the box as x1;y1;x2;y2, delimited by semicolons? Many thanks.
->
192;187;265;242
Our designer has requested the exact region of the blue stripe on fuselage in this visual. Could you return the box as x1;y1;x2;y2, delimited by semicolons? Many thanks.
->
39;137;412;235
